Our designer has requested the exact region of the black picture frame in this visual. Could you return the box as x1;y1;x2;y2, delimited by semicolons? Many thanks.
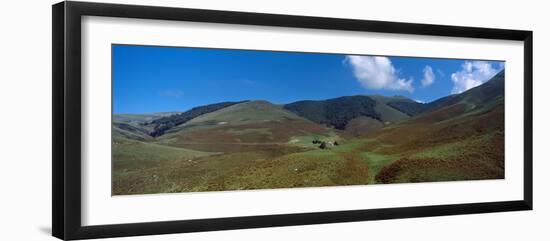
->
52;1;533;240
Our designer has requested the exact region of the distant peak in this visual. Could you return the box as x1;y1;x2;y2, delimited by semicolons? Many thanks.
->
493;69;505;79
366;94;410;100
245;100;273;105
392;95;409;99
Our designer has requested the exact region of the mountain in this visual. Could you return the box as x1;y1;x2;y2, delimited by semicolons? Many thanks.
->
181;100;304;129
367;96;413;122
367;95;415;104
283;95;416;135
113;70;504;142
370;71;505;183
113;112;181;124
283;96;379;129
113;123;153;141
113;112;182;141
155;100;335;152
144;101;246;137
386;101;428;116
282;95;404;129
113;102;246;140
386;70;504;132
424;70;504;114
366;95;427;117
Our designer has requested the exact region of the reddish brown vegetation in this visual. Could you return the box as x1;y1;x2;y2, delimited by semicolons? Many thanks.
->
334;158;370;185
167;119;330;152
372;103;504;184
410;103;467;124
375;151;504;184
376;104;504;153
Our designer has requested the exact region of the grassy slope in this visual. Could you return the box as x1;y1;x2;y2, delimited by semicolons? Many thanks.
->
113;113;180;141
283;95;380;130
374;101;410;123
112;137;218;194
364;95;415;121
344;116;384;136
369;74;505;183
183;100;303;127
341;96;411;136
112;126;152;141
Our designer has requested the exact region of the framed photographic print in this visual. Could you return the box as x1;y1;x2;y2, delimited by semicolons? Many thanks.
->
52;1;533;240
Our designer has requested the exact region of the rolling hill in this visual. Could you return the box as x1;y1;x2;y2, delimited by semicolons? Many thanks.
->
113;112;181;124
145;101;247;137
423;70;504;114
113;112;180;141
113;70;503;142
283;96;379;130
367;95;428;117
283;95;419;135
112;101;246;140
180;100;305;128
114;94;431;141
155;100;337;152
368;70;505;183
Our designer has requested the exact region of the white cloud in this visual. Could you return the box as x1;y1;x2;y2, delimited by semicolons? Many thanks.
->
345;55;414;93
450;61;501;94
421;65;435;87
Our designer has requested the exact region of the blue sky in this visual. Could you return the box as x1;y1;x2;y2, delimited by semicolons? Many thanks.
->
113;45;504;114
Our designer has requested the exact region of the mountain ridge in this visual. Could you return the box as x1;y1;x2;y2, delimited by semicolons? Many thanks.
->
114;70;504;139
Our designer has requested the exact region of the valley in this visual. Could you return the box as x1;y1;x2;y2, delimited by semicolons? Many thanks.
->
112;71;505;195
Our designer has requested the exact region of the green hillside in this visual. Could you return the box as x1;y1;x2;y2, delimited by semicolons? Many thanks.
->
424;70;504;114
369;71;505;183
284;96;382;129
155;100;336;152
112;137;218;194
283;95;415;136
113;112;181;141
367;95;415;104
181;100;305;128
113;124;152;141
386;101;428;116
145;101;246;137
113;112;180;124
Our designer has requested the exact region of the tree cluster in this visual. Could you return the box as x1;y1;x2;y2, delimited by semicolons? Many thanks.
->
284;96;380;130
